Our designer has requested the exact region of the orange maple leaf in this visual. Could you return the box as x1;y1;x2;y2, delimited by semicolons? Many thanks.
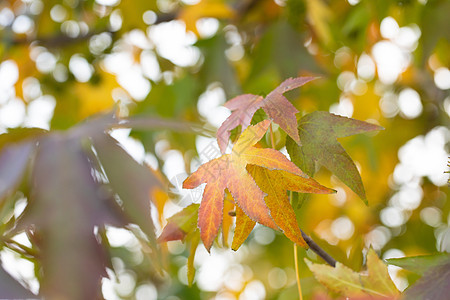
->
184;119;333;251
184;119;311;250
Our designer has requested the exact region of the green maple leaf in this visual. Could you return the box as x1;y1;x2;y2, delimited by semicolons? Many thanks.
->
287;111;383;203
158;204;200;242
158;204;201;286
387;253;450;276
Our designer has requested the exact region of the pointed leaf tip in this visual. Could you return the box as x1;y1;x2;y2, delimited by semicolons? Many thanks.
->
297;111;380;203
217;94;264;153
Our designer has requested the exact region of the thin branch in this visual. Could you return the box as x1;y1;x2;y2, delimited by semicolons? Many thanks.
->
11;29;114;47
301;230;337;267
8;0;264;48
10;12;176;48
235;0;264;19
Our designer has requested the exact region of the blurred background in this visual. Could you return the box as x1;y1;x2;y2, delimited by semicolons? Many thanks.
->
0;0;449;299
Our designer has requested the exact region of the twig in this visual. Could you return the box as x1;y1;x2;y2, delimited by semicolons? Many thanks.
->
10;12;176;48
9;0;264;48
235;0;263;19
11;29;113;47
300;230;337;267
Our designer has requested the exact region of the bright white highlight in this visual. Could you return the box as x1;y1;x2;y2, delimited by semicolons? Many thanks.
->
196;18;220;38
117;65;151;101
331;217;355;240
397;126;449;186
357;53;376;81
0;98;25;128
397;88;422;119
148;21;200;67
434;67;450;90
380;17;399;39
24;95;56;129
329;97;354;118
197;85;230;128
372;41;409;85
12;15;34;34
69;55;94;82
380;206;406;227
373;17;421;84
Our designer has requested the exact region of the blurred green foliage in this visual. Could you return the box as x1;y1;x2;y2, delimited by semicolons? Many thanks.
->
0;0;449;299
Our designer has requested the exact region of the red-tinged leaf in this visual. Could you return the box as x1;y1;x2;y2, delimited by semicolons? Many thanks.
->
158;204;200;242
261;77;316;144
403;259;450;300
0;264;38;299
216;94;264;153
184;120;281;251
158;204;201;286
231;206;256;251
247;165;335;247
197;181;226;250
158;222;187;242
306;248;400;299
0;142;34;201
17;135;124;300
294;111;383;203
217;77;315;153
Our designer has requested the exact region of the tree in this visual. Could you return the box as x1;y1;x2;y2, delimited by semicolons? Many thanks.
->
0;0;449;299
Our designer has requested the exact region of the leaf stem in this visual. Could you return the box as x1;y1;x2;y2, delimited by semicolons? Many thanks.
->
269;123;275;149
294;244;303;300
289;190;303;300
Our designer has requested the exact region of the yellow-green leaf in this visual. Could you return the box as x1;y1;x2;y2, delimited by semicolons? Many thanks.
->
306;248;400;299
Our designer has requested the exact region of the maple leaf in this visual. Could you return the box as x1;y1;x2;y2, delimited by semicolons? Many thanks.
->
402;258;450;300
158;203;200;242
157;204;202;286
16;134;125;300
306;248;400;299
184;119;313;251
0;142;34;201
288;111;383;203
92;133;161;249
231;206;257;251
244;165;335;248
217;77;316;153
386;253;450;276
187;232;201;286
